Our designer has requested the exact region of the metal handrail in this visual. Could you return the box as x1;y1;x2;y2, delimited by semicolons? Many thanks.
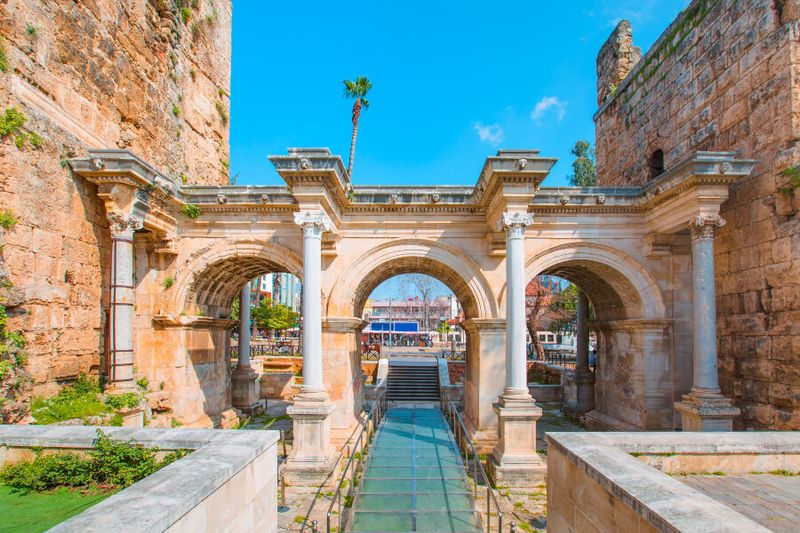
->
440;391;503;533
326;389;388;533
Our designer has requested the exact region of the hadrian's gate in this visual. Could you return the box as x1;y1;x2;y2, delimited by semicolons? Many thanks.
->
71;147;755;454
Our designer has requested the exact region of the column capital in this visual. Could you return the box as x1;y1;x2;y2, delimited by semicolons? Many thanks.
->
107;211;144;239
689;214;725;241
294;210;333;238
500;212;534;238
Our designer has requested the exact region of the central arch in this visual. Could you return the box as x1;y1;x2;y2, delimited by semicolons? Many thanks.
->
327;239;497;320
326;239;503;448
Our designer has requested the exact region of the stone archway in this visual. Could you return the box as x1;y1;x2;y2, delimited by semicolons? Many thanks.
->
174;240;303;317
327;238;497;320
141;240;304;428
326;239;503;445
510;242;672;430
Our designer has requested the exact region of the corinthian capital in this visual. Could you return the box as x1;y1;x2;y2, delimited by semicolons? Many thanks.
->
500;212;534;238
294;210;333;238
689;215;725;240
107;212;144;239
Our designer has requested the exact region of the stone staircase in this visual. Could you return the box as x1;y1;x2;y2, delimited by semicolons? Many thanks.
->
386;361;440;401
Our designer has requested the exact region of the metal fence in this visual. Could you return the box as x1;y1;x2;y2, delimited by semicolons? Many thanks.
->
230;340;300;358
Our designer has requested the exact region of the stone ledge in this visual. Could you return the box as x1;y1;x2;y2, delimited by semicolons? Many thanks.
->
0;426;279;533
546;432;794;532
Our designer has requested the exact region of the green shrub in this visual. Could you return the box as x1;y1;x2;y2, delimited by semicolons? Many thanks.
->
215;101;228;124
104;392;141;410
171;103;181;117
181;204;201;219
135;377;149;390
25;24;37;37
29;132;42;149
0;452;93;491
0;209;18;230
31;374;113;425
0;42;8;73
163;276;175;289
0;107;26;138
0;430;191;492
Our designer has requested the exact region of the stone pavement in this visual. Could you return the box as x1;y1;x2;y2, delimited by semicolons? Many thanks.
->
679;474;800;533
476;404;586;533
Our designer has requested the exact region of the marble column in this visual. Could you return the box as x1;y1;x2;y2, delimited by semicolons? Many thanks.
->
489;212;545;487
563;290;596;417
106;212;143;391
286;211;336;484
675;215;740;430
232;283;262;414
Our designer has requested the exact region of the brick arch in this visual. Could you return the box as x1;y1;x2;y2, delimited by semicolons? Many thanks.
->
174;240;303;317
499;242;666;322
326;239;497;320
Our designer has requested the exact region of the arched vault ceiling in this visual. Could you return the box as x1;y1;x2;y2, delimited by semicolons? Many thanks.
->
541;260;643;321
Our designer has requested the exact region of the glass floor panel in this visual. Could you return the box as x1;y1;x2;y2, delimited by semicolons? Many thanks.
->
347;407;481;532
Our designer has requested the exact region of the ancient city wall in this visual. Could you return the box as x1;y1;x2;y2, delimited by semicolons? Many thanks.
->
595;0;800;429
0;0;231;396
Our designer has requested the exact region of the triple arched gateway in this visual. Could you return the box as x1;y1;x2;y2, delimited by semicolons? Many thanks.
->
71;147;755;482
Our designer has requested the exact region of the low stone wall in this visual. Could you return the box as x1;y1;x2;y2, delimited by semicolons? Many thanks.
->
546;432;800;532
260;371;296;400
0;426;279;533
529;383;561;403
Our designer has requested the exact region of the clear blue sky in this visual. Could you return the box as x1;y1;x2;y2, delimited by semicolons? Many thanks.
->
230;0;688;188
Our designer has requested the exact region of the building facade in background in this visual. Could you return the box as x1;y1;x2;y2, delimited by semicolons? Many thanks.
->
248;273;301;311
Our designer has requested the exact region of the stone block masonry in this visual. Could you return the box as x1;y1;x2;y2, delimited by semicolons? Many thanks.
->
0;1;231;397
594;0;800;429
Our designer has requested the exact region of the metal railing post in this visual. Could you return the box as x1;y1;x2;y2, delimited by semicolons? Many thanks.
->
311;519;319;533
510;520;516;533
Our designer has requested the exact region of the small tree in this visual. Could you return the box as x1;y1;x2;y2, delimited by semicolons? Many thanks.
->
548;284;580;334
251;298;299;338
568;140;597;187
525;279;554;359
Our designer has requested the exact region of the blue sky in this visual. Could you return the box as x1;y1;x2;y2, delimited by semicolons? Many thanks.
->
230;0;688;188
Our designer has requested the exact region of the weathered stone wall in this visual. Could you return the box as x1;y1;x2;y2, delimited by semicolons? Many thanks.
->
0;0;231;396
595;0;800;429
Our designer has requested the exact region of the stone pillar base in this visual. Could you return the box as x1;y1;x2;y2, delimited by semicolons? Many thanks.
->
232;366;263;414
563;369;595;419
488;393;546;487
284;397;336;485
675;389;740;431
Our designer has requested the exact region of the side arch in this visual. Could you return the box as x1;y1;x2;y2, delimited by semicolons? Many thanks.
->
326;239;498;319
173;239;303;317
498;242;667;321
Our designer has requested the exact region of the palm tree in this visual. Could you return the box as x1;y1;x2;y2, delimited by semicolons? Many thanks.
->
343;76;372;177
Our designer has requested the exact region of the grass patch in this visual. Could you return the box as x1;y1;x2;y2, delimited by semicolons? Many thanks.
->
0;484;110;533
768;469;798;476
104;392;141;410
31;375;115;425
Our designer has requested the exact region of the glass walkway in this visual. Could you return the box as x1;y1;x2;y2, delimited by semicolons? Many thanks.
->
348;407;481;532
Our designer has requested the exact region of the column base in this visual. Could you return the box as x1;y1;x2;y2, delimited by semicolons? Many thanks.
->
488;393;546;487
562;369;595;418
231;365;262;413
284;395;336;485
675;388;740;431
